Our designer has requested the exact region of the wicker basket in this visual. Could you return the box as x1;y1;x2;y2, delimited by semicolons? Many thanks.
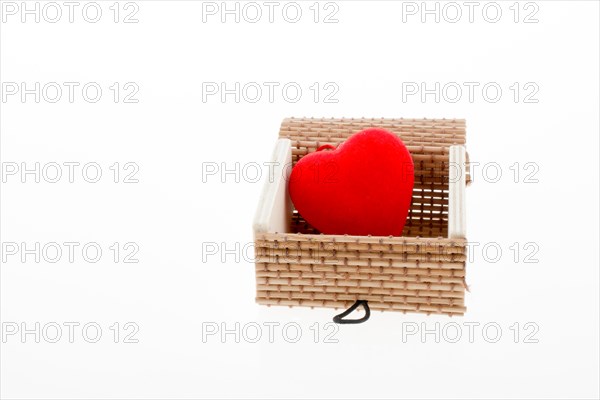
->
253;118;470;316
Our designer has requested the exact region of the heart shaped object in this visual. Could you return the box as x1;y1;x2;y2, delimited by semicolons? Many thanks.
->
289;128;414;236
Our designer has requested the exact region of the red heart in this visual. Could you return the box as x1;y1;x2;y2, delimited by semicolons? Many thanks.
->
289;128;414;236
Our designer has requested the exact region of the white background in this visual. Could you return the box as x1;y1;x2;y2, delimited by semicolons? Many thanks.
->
1;1;599;399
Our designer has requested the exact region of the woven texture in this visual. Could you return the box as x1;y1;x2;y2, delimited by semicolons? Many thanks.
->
255;117;468;316
255;233;467;315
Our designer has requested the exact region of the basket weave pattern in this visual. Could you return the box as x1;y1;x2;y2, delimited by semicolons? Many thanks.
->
255;118;468;316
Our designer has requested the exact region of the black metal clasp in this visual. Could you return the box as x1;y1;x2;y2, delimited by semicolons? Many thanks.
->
333;300;370;324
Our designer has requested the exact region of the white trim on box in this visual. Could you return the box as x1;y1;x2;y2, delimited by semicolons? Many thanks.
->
253;139;293;234
448;145;467;239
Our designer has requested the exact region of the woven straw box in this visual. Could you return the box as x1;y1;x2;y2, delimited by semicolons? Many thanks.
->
253;118;470;316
